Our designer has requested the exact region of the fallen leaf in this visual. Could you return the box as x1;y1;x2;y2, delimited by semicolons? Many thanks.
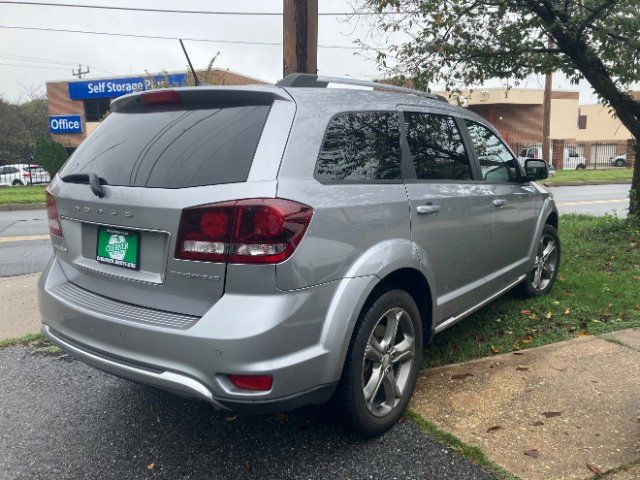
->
520;309;532;315
564;308;571;315
451;373;474;380
577;331;591;338
490;347;500;354
587;463;603;476
244;460;253;473
524;449;540;459
513;351;525;356
275;412;287;424
553;300;560;305
542;411;563;418
398;416;407;424
552;367;567;372
147;463;155;470
225;414;239;423
486;426;501;433
516;366;529;372
545;311;553;320
521;335;534;344
532;421;544;427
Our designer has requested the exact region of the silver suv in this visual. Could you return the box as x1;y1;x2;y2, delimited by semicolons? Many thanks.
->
39;75;559;436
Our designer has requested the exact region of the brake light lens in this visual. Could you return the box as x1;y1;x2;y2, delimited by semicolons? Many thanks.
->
45;189;63;237
228;374;273;391
175;198;312;264
141;90;182;106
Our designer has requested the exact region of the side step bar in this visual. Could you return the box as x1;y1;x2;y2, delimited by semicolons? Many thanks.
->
434;275;526;334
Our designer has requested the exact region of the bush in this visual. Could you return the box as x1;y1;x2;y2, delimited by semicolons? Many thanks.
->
33;137;69;176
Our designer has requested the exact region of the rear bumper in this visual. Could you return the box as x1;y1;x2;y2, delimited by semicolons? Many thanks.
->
38;258;343;412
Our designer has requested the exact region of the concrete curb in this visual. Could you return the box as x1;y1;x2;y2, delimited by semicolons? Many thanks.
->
0;203;46;212
542;180;632;187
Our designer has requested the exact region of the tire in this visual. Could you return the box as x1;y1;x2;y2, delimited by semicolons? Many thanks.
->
615;159;625;167
12;179;23;186
517;224;561;298
334;289;423;436
576;164;586;170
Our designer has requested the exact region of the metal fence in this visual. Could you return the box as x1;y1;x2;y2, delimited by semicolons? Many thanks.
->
507;140;629;170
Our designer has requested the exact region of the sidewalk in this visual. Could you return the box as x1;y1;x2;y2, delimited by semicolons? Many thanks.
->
0;274;41;340
411;330;640;480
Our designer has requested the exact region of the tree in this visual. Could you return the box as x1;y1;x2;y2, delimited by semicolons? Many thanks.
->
33;137;69;176
0;95;48;163
360;0;640;217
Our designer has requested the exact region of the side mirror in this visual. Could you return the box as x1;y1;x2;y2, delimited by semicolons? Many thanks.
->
524;159;549;181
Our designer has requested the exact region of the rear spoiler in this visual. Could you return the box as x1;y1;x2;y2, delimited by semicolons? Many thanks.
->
111;85;292;112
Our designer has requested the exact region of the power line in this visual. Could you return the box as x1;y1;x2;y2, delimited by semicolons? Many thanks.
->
0;24;365;50
0;60;69;70
0;1;411;16
0;52;117;74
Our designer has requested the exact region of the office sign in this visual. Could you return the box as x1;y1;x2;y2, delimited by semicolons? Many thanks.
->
49;115;83;134
68;73;189;100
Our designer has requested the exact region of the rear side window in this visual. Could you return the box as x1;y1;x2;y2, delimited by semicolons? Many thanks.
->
315;111;401;182
404;112;472;181
59;103;271;188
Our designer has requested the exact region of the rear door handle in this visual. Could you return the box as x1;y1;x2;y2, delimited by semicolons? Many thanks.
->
492;198;508;207
416;204;441;215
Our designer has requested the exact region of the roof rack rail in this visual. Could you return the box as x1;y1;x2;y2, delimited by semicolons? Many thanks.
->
275;73;448;102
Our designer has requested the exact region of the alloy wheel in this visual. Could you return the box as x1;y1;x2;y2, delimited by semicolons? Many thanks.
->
531;234;558;291
361;307;416;417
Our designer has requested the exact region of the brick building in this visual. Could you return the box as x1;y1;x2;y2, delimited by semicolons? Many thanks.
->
46;68;267;153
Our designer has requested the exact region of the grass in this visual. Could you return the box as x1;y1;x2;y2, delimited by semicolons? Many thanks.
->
0;185;47;205
0;332;45;348
542;168;632;185
424;214;640;368
407;411;520;480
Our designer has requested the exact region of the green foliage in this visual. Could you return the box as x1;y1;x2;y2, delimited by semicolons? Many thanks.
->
33;136;69;176
0;97;48;163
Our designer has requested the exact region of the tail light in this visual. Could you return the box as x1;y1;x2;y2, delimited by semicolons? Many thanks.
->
23;171;31;177
45;189;63;237
175;198;312;264
141;90;182;106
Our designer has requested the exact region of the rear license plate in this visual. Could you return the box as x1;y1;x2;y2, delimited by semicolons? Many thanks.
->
96;227;140;270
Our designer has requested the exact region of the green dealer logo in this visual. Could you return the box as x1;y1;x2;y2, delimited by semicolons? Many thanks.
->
96;227;139;270
105;234;128;261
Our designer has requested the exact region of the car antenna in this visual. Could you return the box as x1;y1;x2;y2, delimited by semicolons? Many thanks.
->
179;39;200;86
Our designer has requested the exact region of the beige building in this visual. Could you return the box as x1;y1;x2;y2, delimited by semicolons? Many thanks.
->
439;87;633;147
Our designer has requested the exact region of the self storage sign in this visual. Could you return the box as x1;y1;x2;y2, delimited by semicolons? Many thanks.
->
49;115;83;134
68;74;188;100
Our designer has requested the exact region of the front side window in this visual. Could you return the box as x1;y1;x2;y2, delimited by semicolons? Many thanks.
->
465;120;520;183
404;112;472;181
315;112;401;182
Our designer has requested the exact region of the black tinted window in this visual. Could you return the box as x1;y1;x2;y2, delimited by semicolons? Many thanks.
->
59;103;271;188
315;112;401;182
404;113;472;180
465;120;520;183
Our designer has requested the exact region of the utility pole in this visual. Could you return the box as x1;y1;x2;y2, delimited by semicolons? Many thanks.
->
542;39;554;163
72;64;90;79
283;0;318;77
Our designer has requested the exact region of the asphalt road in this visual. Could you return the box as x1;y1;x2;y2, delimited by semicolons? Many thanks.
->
0;345;495;480
0;209;50;277
0;183;632;277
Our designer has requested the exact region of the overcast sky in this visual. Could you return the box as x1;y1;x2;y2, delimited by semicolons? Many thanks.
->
0;0;603;104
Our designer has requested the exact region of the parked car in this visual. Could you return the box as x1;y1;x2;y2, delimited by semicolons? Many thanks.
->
517;144;587;170
0;164;51;185
39;75;560;436
609;153;627;167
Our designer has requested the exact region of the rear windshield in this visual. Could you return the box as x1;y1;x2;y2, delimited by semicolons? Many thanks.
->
59;103;271;188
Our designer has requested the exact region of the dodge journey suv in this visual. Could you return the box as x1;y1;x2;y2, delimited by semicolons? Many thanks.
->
39;74;560;436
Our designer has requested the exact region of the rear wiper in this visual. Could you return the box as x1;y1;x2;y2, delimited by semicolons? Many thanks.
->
60;173;108;198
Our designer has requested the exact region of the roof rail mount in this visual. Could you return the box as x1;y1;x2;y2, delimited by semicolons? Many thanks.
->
276;73;447;102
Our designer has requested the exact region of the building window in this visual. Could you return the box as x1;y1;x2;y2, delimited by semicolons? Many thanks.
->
578;115;588;130
83;98;112;122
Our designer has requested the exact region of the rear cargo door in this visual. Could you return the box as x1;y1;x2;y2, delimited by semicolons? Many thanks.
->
49;88;294;316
